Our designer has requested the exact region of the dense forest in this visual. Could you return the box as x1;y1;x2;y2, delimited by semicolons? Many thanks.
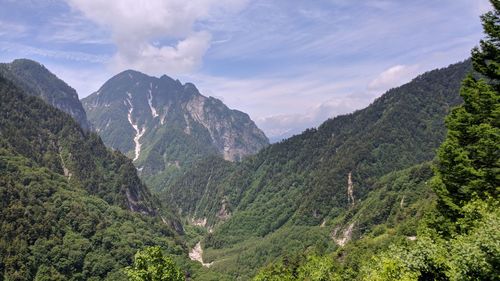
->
159;59;471;279
0;70;234;280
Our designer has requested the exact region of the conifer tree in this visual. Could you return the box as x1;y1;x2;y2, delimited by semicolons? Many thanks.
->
433;0;500;220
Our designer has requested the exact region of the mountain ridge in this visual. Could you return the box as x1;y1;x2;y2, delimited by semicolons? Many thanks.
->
0;59;91;130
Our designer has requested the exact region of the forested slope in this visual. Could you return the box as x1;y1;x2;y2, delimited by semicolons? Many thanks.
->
164;60;472;279
253;2;499;279
0;75;190;280
0;75;156;215
0;59;91;130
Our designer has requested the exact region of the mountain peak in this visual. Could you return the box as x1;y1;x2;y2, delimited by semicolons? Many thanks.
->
109;69;152;83
10;58;43;68
0;58;91;130
82;72;269;191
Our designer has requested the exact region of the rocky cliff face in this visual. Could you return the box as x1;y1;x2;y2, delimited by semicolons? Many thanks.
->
0;59;91;130
82;70;268;190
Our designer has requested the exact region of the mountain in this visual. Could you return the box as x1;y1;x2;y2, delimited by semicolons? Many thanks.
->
163;60;472;279
82;70;268;191
0;61;247;281
0;72;193;280
0;59;91;130
0;71;160;216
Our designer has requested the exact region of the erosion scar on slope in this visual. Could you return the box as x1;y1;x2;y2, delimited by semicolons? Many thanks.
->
347;172;355;205
189;242;212;268
147;83;159;118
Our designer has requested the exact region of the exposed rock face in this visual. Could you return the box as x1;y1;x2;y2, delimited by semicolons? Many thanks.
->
0;59;91;130
332;222;355;247
82;70;268;190
189;242;212;267
347;172;355;206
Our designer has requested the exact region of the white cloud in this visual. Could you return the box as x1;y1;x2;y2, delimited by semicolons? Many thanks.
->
66;0;248;74
368;64;420;92
113;31;212;74
256;95;370;141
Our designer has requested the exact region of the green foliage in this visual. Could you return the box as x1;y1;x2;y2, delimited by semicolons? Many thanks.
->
124;246;184;281
250;163;436;281
472;0;500;86
253;254;341;281
0;74;191;280
0;74;157;215
164;60;470;279
362;201;500;281
0;59;90;129
360;4;500;280
433;0;500;223
0;150;184;280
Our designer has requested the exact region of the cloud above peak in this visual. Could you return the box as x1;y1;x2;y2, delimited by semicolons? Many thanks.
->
66;0;248;74
368;64;420;92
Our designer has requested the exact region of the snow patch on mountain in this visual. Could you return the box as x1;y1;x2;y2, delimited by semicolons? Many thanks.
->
126;93;146;161
147;83;159;118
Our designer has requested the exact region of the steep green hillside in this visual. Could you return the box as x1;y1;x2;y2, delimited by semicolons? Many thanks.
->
165;60;471;279
0;149;184;280
82;71;268;192
0;73;239;281
0;75;158;216
252;163;437;281
0;59;91;130
254;4;500;278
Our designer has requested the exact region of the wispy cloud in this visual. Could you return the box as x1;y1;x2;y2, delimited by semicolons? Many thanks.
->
0;42;108;63
66;0;249;75
39;14;110;45
0;20;28;38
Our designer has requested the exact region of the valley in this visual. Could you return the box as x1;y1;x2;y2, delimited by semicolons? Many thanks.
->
0;1;498;280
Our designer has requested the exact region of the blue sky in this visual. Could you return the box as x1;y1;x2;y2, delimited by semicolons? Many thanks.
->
0;0;491;140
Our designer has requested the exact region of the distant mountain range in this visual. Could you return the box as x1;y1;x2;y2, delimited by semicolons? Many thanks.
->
82;70;269;191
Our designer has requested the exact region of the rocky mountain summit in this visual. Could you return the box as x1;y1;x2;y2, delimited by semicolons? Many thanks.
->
82;70;268;190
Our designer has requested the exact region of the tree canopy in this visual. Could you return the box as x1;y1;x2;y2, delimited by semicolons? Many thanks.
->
124;247;185;281
434;0;500;222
